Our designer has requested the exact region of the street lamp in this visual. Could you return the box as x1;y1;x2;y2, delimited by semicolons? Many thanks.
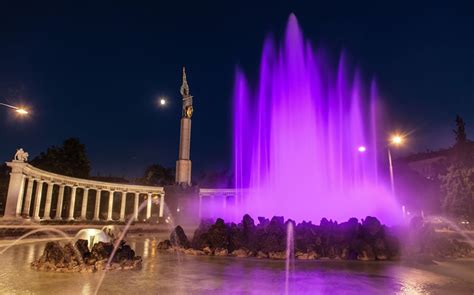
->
0;102;29;115
388;134;404;196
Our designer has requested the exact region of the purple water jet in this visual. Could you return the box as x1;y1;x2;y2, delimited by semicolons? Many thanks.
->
233;15;401;224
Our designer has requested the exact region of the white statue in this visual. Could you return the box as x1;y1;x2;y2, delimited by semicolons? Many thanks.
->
14;148;29;162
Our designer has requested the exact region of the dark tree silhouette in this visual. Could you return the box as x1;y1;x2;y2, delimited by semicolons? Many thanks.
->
31;138;91;178
454;115;467;146
139;164;175;186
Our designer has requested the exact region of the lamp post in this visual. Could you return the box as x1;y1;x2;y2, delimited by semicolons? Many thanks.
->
388;134;403;196
0;102;29;115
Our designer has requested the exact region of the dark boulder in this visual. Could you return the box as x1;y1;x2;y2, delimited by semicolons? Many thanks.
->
207;218;230;250
157;239;172;250
114;244;135;262
257;217;269;227
170;226;190;248
180;215;403;261
75;239;90;258
260;216;286;253
191;219;214;249
361;216;383;239
42;241;66;264
90;242;114;261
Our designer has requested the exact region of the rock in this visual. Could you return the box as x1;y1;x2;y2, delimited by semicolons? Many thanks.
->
90;242;113;261
361;216;383;238
170;226;190;249
180;215;402;262
191;219;214;249
269;251;286;260
214;248;229;256
115;244;135;262
260;216;286;253
231;248;249;258
184;248;205;256
75;239;90;258
374;238;388;260
295;251;309;259
32;239;141;272
357;242;375;261
41;241;66;264
203;246;213;255
258;217;270;227
256;251;268;259
207;218;230;250
307;251;319;259
157;239;172;250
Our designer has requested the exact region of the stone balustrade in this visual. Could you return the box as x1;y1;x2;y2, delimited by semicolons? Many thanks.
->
3;161;165;222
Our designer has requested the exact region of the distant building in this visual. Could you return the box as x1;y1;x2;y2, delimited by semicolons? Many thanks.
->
401;149;450;180
400;141;474;180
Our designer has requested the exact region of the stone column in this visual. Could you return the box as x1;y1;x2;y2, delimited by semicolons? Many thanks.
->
107;191;114;221
33;180;44;220
4;161;27;218
133;192;139;220
43;182;54;220
22;178;35;217
81;188;89;220
68;186;77;220
55;184;66;220
15;175;26;217
120;192;127;221
159;194;165;218
146;193;152;220
93;189;101;221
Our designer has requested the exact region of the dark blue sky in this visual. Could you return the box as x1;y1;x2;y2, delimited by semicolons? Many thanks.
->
0;1;473;178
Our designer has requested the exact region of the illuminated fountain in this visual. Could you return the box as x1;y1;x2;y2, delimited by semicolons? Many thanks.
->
233;14;401;224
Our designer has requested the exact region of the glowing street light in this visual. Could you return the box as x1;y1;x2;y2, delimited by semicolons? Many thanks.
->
15;108;29;115
0;102;29;115
390;135;403;146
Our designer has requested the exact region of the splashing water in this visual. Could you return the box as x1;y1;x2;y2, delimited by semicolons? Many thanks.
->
233;15;401;224
0;227;73;255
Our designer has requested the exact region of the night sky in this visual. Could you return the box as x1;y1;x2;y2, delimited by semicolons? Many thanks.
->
1;1;473;178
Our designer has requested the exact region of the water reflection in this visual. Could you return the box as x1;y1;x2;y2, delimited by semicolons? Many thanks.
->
0;238;472;294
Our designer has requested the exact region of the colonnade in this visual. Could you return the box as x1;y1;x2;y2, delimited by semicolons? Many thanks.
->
198;188;240;219
4;160;165;221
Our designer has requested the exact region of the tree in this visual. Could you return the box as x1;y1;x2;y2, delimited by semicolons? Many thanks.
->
439;164;474;219
31;138;91;178
139;164;175;186
452;115;473;164
454;115;467;146
195;169;234;188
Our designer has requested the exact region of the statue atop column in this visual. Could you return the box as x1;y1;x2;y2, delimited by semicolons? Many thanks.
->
14;148;29;162
180;67;194;119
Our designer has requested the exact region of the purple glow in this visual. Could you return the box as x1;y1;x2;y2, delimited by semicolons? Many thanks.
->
231;15;401;224
358;146;367;153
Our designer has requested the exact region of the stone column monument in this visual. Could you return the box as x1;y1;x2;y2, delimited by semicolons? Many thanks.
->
4;148;29;218
175;67;194;186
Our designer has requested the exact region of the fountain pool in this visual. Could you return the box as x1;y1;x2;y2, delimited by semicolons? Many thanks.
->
0;237;473;294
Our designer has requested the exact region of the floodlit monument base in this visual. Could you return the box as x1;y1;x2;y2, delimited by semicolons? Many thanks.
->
164;184;200;226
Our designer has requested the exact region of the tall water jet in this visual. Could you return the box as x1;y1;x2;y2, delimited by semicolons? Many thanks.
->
233;15;401;224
